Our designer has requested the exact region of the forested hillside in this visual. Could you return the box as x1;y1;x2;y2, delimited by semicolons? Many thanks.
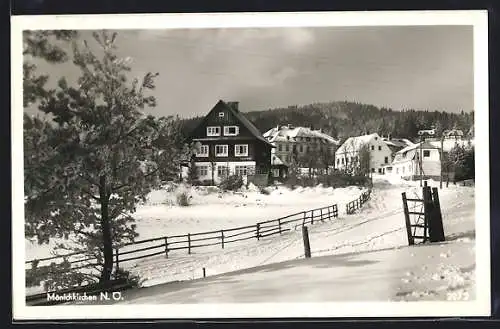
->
181;101;474;142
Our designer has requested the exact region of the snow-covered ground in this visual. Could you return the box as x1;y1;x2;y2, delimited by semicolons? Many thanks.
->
26;175;476;302
118;176;475;293
82;239;475;304
25;182;365;294
25;183;364;261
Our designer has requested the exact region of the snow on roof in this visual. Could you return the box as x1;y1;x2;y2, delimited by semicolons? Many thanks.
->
382;138;415;149
395;141;440;155
264;125;339;144
336;133;379;153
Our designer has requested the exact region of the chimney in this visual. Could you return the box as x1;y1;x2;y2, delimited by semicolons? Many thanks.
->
227;101;239;112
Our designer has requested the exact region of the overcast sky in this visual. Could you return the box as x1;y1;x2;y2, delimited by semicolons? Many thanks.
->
31;26;473;118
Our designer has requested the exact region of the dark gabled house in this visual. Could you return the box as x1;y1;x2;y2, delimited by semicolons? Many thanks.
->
185;100;274;184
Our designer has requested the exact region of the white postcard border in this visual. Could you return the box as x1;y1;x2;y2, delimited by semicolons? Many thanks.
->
11;10;490;320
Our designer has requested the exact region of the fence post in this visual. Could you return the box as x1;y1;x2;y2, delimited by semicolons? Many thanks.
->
278;219;282;234
402;192;415;246
164;237;169;258
430;187;446;242
202;267;206;278
311;210;314;225
256;223;260;240
302;226;311;259
221;230;225;249
302;211;307;226
320;208;324;221
422;186;432;242
114;248;120;273
188;233;191;255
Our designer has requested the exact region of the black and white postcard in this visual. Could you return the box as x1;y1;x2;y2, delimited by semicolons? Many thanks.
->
11;10;490;320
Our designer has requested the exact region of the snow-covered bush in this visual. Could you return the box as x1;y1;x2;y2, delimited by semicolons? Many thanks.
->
176;191;191;207
218;174;244;191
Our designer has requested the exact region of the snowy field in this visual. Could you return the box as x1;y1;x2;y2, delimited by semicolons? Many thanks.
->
26;176;476;302
83;239;475;304
25;183;364;260
25;182;365;294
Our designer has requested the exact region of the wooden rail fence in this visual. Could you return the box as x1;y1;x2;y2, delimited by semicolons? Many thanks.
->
26;203;342;278
26;188;374;301
345;189;372;214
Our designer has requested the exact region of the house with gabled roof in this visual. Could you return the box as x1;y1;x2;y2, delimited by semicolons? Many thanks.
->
263;124;339;179
382;137;415;156
335;133;393;174
387;141;441;180
186;100;274;185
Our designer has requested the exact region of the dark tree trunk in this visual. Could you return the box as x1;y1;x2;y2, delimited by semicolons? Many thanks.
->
99;175;114;285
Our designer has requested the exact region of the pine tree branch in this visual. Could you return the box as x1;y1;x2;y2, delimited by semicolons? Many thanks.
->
111;167;160;192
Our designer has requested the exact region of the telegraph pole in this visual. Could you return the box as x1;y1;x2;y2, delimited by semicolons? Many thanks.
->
419;135;423;187
439;134;444;189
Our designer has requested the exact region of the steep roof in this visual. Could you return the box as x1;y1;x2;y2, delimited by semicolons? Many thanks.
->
191;100;274;147
382;138;414;149
395;141;439;155
336;133;379;154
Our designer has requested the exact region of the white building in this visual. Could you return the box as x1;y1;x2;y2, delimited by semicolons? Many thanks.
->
335;133;393;174
263;125;340;178
386;141;441;180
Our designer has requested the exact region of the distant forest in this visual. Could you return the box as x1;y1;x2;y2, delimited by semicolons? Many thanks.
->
181;101;474;143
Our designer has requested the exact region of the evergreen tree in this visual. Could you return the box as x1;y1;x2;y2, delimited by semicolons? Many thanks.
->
24;31;184;288
186;157;199;184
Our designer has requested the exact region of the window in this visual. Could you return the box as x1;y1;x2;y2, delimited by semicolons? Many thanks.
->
196;145;209;157
375;137;378;140
285;144;289;152
278;144;282;152
217;166;229;178
378;168;382;174
371;168;375;173
384;156;389;164
218;112;225;118
234;144;248;156
378;146;382;151
224;126;239;136
371;145;375;151
215;145;228;157
197;166;208;177
207;126;220;136
423;150;430;157
341;158;344;164
299;145;303;152
235;165;248;176
355;156;358;162
337;159;340;165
